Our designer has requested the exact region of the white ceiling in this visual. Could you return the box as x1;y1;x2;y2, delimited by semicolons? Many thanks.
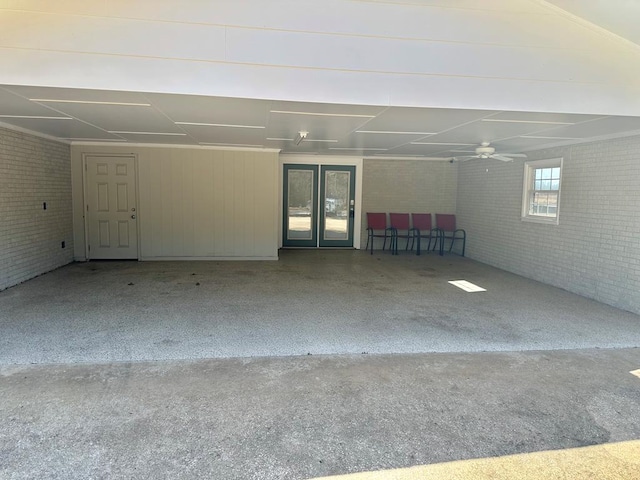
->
1;84;640;159
2;1;640;156
545;0;640;47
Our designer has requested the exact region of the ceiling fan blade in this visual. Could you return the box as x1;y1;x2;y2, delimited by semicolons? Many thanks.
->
452;155;478;162
492;154;515;162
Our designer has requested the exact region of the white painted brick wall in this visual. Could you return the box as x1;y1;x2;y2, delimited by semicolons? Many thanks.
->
362;159;457;250
0;127;73;291
457;135;640;314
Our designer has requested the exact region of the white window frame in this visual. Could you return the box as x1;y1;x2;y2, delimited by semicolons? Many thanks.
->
521;157;563;225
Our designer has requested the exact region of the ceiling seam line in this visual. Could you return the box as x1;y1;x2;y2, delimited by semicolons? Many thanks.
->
0;46;616;87
0;8;612;53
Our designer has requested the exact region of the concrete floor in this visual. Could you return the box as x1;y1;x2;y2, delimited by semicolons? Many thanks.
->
1;250;639;364
1;250;640;479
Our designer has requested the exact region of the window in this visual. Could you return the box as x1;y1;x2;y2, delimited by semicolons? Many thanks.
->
522;158;562;224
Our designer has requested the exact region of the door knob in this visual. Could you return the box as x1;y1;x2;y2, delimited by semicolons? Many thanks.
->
131;214;136;219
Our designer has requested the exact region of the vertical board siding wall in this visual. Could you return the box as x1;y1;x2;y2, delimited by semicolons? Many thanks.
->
361;159;458;249
457;135;640;314
0;127;73;290
72;146;279;260
139;149;278;259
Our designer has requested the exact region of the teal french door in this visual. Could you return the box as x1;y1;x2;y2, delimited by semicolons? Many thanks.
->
283;164;356;248
319;165;355;247
283;164;318;247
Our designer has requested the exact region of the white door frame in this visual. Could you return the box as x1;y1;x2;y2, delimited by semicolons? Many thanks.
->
279;155;363;249
82;153;141;260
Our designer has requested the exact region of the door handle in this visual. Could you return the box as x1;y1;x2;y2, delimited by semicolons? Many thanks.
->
131;214;136;219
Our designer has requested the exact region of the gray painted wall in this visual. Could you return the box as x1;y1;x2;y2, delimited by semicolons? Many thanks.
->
361;159;458;250
0;127;73;290
457;135;640;314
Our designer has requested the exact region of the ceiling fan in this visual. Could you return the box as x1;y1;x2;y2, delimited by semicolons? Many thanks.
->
451;142;527;162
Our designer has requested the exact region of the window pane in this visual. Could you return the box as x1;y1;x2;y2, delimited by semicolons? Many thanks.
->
287;170;313;240
552;167;560;178
535;169;542;180
541;180;551;190
530;191;559;218
531;192;543;215
551;179;560;190
323;170;350;241
534;180;542;190
541;168;551;180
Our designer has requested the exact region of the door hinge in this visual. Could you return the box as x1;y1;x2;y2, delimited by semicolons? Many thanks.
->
86;205;89;212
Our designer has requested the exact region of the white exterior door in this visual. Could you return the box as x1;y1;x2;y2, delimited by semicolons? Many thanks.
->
85;155;138;259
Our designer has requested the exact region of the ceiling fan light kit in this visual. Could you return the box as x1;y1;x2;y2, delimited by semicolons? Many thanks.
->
294;131;308;145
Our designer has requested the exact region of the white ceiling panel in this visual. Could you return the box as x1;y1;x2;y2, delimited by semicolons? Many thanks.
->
225;27;634;84
268;101;384;117
177;125;266;145
487;111;603;124
147;94;271;126
122;0;610;51
355;0;541;12
4;86;152;105
9;0;621;53
91;0;557;48
422;119;577;145
359;108;492;135
546;0;640;47
385;142;474;156
329;148;389;155
0;117;121;139
491;136;579;151
265;140;342;153
4;0;640;121
34;103;179;133
5;43;636;118
266;113;371;141
0;87;69;117
0;11;226;62
334;132;427;149
533;117;640;139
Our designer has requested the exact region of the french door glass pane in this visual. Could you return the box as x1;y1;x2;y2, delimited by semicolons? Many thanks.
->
323;170;350;241
287;170;314;240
